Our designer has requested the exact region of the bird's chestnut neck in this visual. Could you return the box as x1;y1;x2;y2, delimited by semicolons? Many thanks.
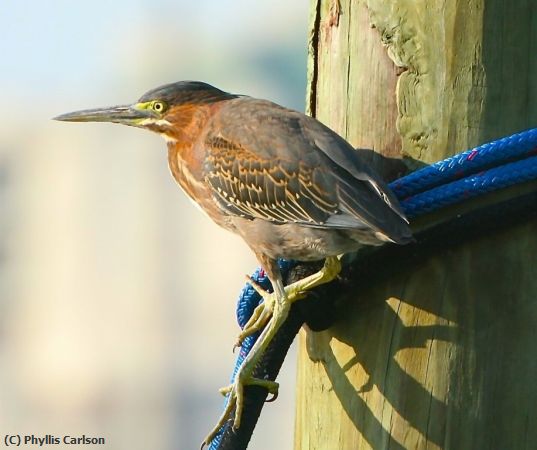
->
161;103;215;146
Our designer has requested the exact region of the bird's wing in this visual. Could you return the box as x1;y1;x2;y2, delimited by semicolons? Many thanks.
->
203;98;409;239
204;134;339;225
304;117;408;223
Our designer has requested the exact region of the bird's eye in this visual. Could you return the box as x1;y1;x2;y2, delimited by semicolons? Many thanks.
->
152;101;166;113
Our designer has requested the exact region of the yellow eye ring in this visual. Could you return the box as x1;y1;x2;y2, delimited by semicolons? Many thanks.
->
152;101;167;113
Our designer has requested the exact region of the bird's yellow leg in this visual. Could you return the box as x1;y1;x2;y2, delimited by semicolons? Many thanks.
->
205;257;343;445
203;297;290;446
235;256;342;346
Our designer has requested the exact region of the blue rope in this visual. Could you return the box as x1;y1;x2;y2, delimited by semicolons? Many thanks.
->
398;155;537;219
390;128;537;199
209;127;537;449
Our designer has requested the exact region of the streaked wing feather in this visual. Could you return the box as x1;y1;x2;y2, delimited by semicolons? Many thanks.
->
204;136;336;225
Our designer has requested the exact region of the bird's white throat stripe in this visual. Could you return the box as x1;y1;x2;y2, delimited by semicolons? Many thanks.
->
138;118;172;127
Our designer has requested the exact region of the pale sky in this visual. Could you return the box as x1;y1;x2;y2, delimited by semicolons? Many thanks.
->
1;0;309;114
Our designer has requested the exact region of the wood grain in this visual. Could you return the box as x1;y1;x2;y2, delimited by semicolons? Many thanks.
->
295;0;537;449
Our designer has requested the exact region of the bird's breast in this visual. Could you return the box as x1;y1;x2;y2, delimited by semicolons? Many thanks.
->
167;143;235;231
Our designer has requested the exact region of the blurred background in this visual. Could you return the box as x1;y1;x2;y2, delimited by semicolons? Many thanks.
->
0;1;309;448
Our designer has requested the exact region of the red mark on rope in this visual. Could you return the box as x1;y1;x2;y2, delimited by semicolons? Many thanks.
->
467;149;479;161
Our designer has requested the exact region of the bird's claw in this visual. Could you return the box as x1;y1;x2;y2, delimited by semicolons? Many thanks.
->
235;273;314;348
234;281;276;348
235;306;273;347
202;372;279;446
265;390;278;402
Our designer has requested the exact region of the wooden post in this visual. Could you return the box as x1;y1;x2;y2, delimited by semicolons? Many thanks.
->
296;1;537;449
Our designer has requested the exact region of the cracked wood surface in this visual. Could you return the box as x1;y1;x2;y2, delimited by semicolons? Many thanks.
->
296;0;537;449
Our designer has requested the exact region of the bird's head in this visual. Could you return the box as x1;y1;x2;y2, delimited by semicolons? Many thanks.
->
54;81;235;141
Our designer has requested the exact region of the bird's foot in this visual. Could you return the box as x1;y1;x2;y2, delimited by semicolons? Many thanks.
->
233;277;277;349
284;255;342;301
235;257;341;348
202;361;279;446
234;274;310;348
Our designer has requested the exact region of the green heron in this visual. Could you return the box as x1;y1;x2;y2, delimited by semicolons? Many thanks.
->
55;81;413;444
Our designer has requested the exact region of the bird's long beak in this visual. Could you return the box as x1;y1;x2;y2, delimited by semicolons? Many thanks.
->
53;104;153;126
